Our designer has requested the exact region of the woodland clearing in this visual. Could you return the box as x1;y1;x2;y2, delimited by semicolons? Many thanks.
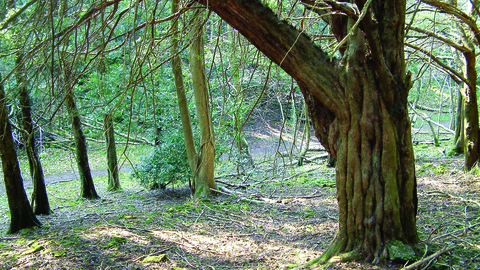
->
0;125;479;270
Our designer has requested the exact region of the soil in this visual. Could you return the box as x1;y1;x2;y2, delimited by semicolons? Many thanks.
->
0;124;479;269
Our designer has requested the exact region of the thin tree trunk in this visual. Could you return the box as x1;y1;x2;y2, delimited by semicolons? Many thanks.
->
171;0;198;189
189;6;218;196
447;0;479;170
453;93;464;153
297;101;310;166
230;30;254;171
461;50;479;170
15;53;51;215
104;114;121;191
65;88;99;199
0;72;41;234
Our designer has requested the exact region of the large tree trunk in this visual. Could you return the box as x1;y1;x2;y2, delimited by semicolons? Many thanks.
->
189;5;218;196
15;53;51;215
0;72;41;234
65;89;99;199
196;0;418;263
104;114;121;191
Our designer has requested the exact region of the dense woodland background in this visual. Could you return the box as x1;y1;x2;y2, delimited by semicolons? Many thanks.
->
0;0;479;269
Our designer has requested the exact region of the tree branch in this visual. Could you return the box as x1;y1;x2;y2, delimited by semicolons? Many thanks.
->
422;0;480;45
194;0;345;115
405;42;466;85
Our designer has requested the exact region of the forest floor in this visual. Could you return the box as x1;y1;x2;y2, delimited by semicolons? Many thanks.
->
0;123;479;269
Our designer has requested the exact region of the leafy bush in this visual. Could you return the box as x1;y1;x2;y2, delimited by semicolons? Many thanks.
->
130;133;191;190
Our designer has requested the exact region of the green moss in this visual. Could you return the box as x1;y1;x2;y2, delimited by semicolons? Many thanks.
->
387;240;416;262
103;237;127;249
20;241;44;256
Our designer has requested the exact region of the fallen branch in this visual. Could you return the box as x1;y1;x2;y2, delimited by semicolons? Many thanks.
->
427;190;480;208
409;105;455;135
215;180;250;189
401;247;453;270
271;190;323;199
431;222;480;242
284;167;321;181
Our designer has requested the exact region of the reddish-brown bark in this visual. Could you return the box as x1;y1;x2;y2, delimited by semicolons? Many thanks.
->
0;72;41;234
196;0;418;263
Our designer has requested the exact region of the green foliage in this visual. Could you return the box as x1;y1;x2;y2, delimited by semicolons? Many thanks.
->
130;132;190;190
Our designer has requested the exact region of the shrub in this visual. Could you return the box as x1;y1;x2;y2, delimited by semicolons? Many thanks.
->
131;133;190;190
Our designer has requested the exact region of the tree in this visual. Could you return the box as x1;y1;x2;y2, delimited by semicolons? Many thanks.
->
104;113;121;191
171;0;198;186
189;5;218;196
16;52;51;215
0;72;41;234
171;0;218;197
63;63;100;200
196;0;418;263
407;0;480;170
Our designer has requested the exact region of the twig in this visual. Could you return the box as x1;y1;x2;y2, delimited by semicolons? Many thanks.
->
427;190;480;207
401;247;453;270
0;237;20;241
271;190;323;199
431;222;480;242
215;180;250;189
175;250;195;268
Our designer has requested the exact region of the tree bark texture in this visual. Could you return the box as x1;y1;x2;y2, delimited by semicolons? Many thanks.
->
15;53;51;215
196;0;418;262
65;90;99;199
189;5;218;196
104;114;121;191
461;51;479;170
0;72;41;233
454;94;464;153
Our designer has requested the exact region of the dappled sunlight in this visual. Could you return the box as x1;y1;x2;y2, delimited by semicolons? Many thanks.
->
151;227;323;266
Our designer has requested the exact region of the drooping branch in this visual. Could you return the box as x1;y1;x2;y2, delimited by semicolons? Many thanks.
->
422;0;480;45
195;0;345;116
409;26;468;52
405;43;466;85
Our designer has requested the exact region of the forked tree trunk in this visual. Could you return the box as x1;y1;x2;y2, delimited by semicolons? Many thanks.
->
189;5;218;196
0;72;41;233
196;0;418;263
65;89;99;199
15;53;51;215
104;114;121;191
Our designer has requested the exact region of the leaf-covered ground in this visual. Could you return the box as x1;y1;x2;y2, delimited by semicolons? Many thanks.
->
0;127;479;269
